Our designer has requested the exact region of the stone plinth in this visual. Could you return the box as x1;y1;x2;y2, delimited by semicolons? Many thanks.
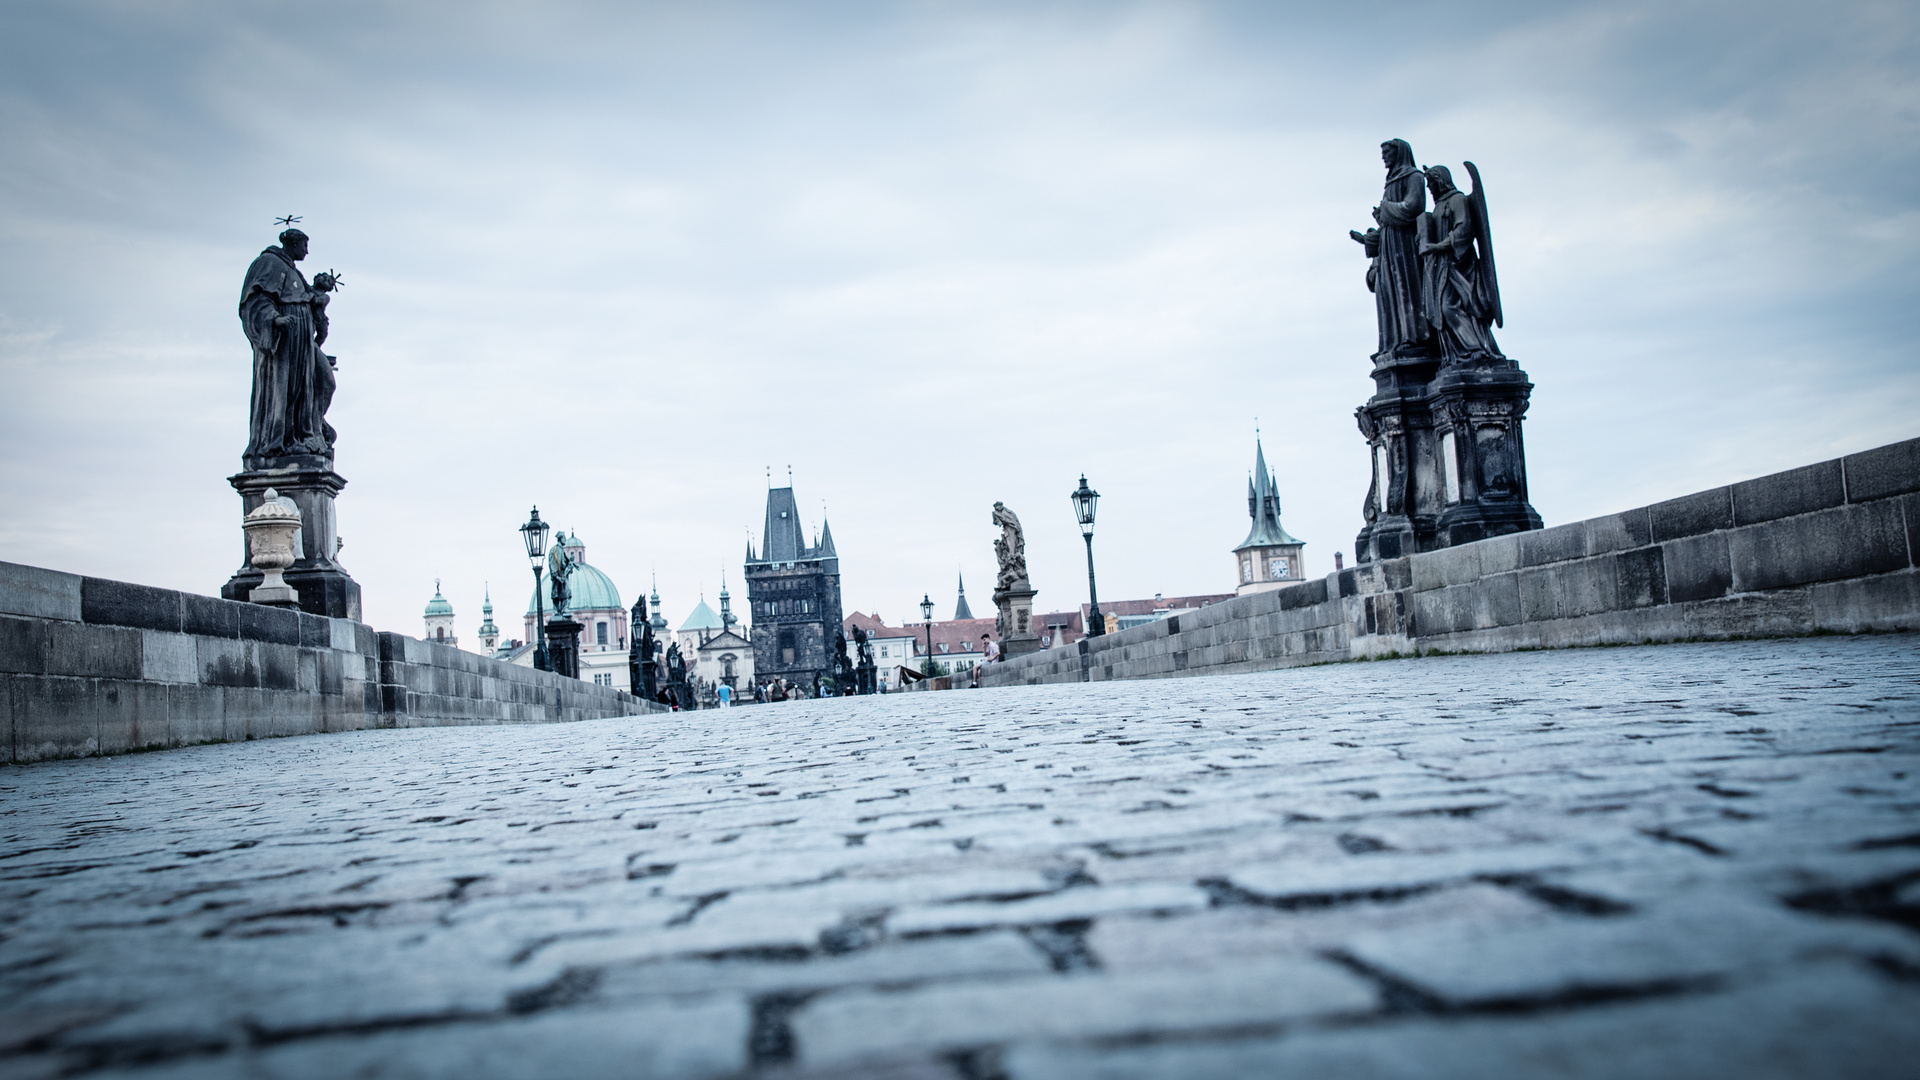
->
1356;356;1541;563
221;463;361;620
546;618;583;679
992;581;1040;657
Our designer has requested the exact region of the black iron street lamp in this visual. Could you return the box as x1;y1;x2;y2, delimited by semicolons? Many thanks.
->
1071;475;1105;638
520;506;551;671
919;593;935;670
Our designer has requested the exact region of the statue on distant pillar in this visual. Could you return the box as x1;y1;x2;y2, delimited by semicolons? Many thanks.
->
1350;138;1430;361
991;502;1028;590
1418;163;1504;363
240;226;340;468
548;533;576;618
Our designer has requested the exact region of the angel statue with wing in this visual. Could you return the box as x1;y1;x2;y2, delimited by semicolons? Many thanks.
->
1417;163;1505;364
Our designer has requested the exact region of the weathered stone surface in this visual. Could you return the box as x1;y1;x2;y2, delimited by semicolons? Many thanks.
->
0;560;82;622
1842;437;1920;503
1;637;1914;1077
1650;487;1733;543
1732;458;1845;526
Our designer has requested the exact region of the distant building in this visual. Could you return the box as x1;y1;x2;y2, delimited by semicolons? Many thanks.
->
844;611;922;692
745;485;843;693
953;572;975;620
1032;593;1235;648
475;587;499;654
422;581;456;646
905;616;999;678
519;532;631;687
1234;437;1306;595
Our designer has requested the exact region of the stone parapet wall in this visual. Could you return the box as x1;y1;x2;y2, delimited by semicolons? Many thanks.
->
983;437;1920;688
2;561;661;764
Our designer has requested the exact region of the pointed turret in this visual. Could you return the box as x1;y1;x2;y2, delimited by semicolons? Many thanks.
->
818;519;836;558
953;571;974;620
1233;436;1306;594
476;585;500;653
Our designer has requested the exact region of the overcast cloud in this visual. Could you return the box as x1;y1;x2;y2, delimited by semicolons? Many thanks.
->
1;0;1916;638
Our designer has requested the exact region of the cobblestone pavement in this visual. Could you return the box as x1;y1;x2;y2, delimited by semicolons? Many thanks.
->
4;637;1919;1079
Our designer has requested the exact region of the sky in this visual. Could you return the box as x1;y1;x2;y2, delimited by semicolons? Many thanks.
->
1;0;1916;641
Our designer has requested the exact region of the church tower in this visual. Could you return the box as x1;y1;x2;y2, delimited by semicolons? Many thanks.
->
476;585;499;654
954;571;974;620
744;481;844;692
1234;438;1306;595
423;580;458;645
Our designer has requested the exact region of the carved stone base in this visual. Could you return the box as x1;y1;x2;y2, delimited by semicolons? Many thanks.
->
221;464;361;620
1355;357;1542;564
992;583;1041;657
546;618;582;680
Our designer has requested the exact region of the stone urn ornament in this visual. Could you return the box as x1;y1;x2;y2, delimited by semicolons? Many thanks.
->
243;488;303;608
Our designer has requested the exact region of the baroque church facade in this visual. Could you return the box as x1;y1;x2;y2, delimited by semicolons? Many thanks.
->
744;484;843;694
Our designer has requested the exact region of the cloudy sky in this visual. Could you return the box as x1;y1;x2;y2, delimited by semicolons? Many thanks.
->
2;0;1915;640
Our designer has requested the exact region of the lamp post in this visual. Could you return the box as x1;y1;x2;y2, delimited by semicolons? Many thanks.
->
919;593;935;671
520;506;551;671
1071;475;1104;638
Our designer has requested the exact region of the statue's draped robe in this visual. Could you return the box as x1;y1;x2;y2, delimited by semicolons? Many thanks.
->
1420;189;1503;362
1372;143;1429;360
240;247;335;464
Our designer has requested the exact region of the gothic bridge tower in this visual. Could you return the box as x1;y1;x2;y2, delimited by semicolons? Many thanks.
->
744;484;843;692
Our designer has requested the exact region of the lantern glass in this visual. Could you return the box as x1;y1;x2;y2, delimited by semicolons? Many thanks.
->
520;507;551;565
1070;475;1099;534
920;594;934;622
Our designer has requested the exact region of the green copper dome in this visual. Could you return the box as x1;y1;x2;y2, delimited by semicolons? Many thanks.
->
526;561;623;615
423;584;453;617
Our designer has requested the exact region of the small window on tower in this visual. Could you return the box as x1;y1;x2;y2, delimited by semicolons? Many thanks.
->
596;622;608;646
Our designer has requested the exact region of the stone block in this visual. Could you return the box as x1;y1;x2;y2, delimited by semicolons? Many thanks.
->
257;642;301;691
1662;532;1733;603
1584;508;1653;555
297;613;332;649
789;960;1375;1067
1475;532;1522;575
96;679;172;754
168;685;225;746
1728;501;1908;593
81;577;182;632
1412;544;1479;592
1519;522;1584;568
180;592;239;638
1809;567;1920;632
1613;545;1668;609
1842;436;1920;501
239;602;303;646
0;615;47;675
329;617;359;652
0;678;10;764
1473;571;1522;629
44;620;143;680
198;636;259;687
1517;566;1560;623
140;630;198;683
11;674;97;760
1732;458;1845;526
1557;555;1621;618
1679;591;1812;638
1650;487;1733;542
0;560;82;621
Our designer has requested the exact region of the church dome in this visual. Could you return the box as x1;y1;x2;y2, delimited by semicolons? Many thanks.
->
424;585;453;617
527;561;623;615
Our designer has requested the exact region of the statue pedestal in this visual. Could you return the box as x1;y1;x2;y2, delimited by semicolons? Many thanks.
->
1355;357;1541;564
545;618;579;676
546;618;582;679
992;582;1041;657
221;462;361;620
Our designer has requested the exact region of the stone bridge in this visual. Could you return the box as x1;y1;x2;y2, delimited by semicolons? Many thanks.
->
3;635;1917;1078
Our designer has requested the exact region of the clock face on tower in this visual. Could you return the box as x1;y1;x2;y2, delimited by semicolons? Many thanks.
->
1269;556;1289;579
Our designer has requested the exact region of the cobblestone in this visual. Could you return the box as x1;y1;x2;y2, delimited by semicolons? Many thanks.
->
3;636;1918;1078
